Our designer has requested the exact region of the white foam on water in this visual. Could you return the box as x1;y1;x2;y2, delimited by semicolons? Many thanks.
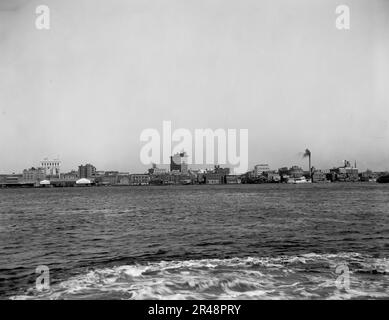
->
10;253;389;300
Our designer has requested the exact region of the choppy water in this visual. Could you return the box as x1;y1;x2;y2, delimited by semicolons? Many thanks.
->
0;184;388;299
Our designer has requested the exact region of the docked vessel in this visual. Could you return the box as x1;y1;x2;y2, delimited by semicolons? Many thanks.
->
377;175;389;183
287;176;311;184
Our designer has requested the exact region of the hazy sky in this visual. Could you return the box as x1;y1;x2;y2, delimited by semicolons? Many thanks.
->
0;0;388;173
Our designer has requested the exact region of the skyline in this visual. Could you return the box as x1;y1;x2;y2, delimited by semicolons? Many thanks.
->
0;151;386;175
1;0;389;173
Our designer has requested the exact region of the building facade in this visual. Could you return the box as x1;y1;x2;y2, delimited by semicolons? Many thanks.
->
330;160;359;182
226;175;241;184
78;164;96;179
129;174;150;185
288;166;304;178
312;170;327;183
62;170;78;180
40;158;61;177
254;164;271;177
23;167;46;182
204;173;223;184
170;152;188;173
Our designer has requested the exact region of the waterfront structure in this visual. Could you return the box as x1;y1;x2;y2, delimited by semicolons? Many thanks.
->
213;165;230;176
75;178;92;186
264;171;281;182
161;173;180;185
117;175;130;185
278;167;289;182
330;160;359;182
360;170;379;182
311;169;327;183
226;175;241;184
148;164;167;175
377;174;389;183
179;174;192;185
240;170;256;183
101;171;119;185
254;164;271;177
129;174;150;185
78;164;96;179
170;152;188;173
288;166;304;178
62;170;78;180
0;174;23;186
22;167;46;182
39;180;51;187
204;173;223;184
303;149;312;179
40;158;61;178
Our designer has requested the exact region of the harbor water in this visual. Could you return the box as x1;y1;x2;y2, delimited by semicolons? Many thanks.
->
0;183;388;299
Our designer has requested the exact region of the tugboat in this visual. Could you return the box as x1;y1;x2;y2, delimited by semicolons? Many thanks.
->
377;175;389;183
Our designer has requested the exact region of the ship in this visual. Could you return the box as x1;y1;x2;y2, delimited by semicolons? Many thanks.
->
377;175;389;183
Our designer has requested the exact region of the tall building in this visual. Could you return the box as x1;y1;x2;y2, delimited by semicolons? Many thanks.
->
40;158;61;177
170;152;188;173
78;164;96;179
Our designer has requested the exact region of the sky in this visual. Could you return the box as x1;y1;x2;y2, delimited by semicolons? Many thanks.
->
0;0;388;173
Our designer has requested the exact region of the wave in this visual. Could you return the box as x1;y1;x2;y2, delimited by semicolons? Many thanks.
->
11;252;389;300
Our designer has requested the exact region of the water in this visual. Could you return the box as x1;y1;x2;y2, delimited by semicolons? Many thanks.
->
0;183;388;299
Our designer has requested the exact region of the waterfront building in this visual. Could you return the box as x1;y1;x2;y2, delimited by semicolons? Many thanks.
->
179;174;192;185
40;158;61;178
62;170;78;180
129;174;150;185
312;170;327;183
213;165;230;176
240;170;256;183
196;172;205;184
0;174;23;186
160;173;180;185
264;171;281;182
22;167;46;182
204;173;223;184
117;175;130;185
78;164;97;179
277;167;291;183
148;164;168;175
360;170;379;182
170;152;188;173
102;171;119;185
226;175;241;184
330;160;359;182
0;175;6;184
181;162;188;174
254;164;271;177
288;166;304;178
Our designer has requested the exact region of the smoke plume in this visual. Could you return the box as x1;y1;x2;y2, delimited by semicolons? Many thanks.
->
303;149;311;158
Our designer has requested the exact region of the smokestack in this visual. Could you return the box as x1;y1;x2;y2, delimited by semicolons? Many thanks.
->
303;149;312;179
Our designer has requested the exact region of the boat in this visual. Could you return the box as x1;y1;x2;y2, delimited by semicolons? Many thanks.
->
377;175;389;183
287;176;311;184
